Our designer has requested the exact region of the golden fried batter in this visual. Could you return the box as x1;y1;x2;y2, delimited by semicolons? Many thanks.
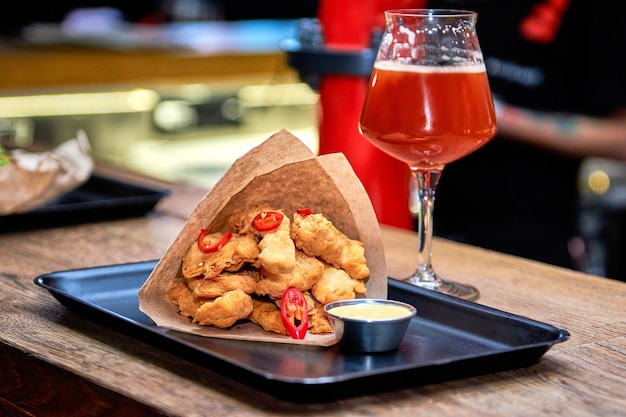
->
291;212;369;280
227;204;274;236
224;233;261;271
256;211;296;275
168;281;207;318
311;264;367;305
227;206;297;274
171;208;370;336
188;269;259;298
302;291;333;334
181;232;260;279
250;292;332;335
308;302;333;334
194;289;253;328
248;298;287;335
254;250;324;299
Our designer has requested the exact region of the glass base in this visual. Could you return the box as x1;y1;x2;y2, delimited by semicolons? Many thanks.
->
404;273;480;301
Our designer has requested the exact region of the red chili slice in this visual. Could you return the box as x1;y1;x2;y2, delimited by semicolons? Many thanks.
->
280;287;309;339
296;208;312;216
252;211;283;231
197;229;233;253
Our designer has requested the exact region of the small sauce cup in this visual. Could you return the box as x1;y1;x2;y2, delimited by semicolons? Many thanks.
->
324;299;417;352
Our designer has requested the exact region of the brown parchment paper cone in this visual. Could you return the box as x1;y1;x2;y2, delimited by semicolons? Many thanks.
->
139;129;387;347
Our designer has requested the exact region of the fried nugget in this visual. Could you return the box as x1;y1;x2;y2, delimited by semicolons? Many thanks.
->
223;233;261;271
181;232;260;279
227;204;274;236
308;302;333;334
194;289;253;328
168;281;207;318
303;292;333;334
254;250;324;299
256;211;296;275
291;212;369;280
188;269;259;298
311;264;367;305
172;207;371;336
260;291;331;335
229;206;296;274
248;298;287;335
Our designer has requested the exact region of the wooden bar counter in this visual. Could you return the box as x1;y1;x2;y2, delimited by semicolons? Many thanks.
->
1;166;625;416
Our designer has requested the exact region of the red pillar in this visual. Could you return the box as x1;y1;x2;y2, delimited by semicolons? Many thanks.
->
315;0;426;229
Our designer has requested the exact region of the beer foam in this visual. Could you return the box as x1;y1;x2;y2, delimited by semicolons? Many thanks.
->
375;61;486;73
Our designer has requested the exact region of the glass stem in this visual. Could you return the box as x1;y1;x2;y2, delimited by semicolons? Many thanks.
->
410;167;442;283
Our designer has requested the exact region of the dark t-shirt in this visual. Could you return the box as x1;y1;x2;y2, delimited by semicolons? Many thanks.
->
426;0;626;267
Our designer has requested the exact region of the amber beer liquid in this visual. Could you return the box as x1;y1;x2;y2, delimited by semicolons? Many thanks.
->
359;61;497;169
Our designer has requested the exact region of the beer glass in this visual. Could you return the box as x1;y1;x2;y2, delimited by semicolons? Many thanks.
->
359;9;497;300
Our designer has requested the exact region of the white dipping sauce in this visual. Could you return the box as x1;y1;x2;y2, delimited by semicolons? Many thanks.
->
327;304;412;320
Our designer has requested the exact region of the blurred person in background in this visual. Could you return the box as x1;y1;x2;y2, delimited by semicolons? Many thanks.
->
424;0;626;270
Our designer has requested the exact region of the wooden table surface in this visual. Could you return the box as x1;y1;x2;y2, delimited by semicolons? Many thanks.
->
1;165;625;417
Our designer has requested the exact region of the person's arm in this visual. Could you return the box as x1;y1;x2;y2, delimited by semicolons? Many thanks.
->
495;99;626;161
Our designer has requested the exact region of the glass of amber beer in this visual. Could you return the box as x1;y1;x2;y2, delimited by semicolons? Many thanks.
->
359;9;497;300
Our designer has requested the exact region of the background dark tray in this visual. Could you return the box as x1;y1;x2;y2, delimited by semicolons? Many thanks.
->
1;174;169;232
34;261;569;402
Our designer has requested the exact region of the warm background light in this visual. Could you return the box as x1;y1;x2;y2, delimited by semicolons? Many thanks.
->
587;169;611;195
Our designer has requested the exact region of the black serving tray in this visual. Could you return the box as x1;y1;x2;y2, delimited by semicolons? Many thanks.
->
34;261;569;402
1;174;169;231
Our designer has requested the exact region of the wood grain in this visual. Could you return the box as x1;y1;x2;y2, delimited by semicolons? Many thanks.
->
1;166;625;417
